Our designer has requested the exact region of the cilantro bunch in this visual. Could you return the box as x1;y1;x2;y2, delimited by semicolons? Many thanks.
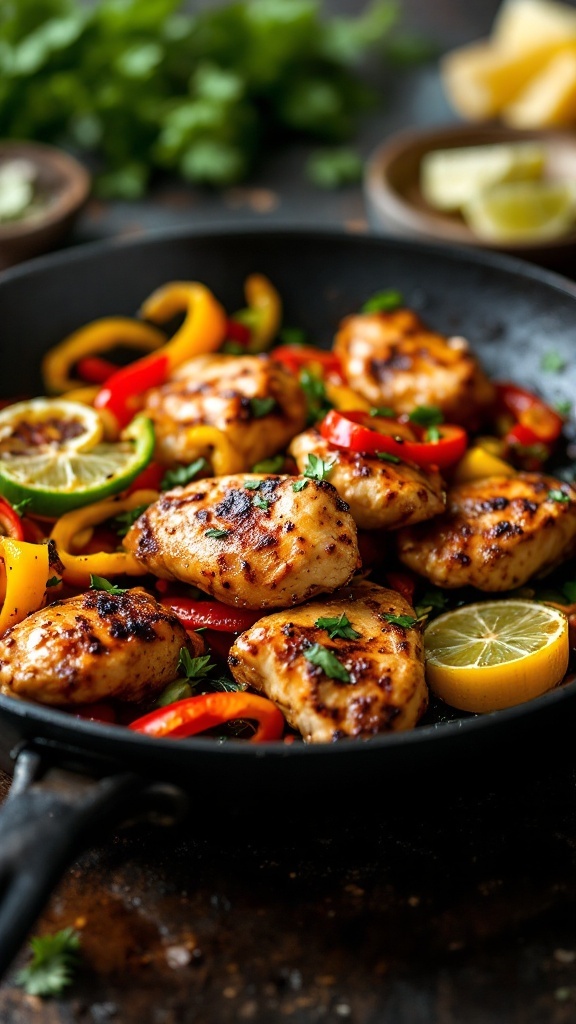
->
0;0;402;197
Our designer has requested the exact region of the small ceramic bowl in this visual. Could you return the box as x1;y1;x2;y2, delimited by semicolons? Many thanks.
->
364;124;576;268
0;141;91;269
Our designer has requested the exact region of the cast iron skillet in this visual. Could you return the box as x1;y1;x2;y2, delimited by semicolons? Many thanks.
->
0;227;575;979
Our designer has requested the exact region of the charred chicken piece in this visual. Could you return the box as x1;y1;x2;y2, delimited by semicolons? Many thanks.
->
228;580;428;743
123;474;360;610
0;588;201;706
397;473;576;591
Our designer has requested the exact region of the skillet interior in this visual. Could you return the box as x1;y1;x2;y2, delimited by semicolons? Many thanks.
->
0;227;575;789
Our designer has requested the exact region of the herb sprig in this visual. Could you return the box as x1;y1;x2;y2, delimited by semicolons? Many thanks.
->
15;928;81;998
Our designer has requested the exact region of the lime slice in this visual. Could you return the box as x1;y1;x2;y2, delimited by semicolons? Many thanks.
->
0;398;104;454
424;599;568;712
0;413;155;517
421;142;546;211
463;179;576;242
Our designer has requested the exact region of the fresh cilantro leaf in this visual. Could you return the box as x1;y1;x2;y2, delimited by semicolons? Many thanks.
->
414;587;449;620
208;676;248;693
162;458;206;491
303;453;337;481
251;455;285;473
562;581;576;603
555;399;572;417
250;397;277;419
408;405;443;427
113;504;149;537
306;148;362;189
541;351;566;373
90;575;127;595
252;496;270;511
204;528;229;539
299;368;332;424
177;648;215;681
548;490;570;503
376;451;401;464
361;289;403;314
425;425;442;442
12;497;32;516
279;327;307;346
45;576;61;588
303;642;350;683
244;479;262;490
383;613;419;628
370;406;396;418
315;612;361;640
15;927;81;998
292;479;309;492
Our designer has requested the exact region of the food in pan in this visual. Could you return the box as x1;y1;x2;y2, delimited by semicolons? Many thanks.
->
0;275;573;740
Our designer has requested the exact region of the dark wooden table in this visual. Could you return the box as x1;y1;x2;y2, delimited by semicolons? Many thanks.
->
1;2;575;1020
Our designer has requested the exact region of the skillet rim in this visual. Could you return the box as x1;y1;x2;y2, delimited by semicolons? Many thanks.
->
1;223;575;760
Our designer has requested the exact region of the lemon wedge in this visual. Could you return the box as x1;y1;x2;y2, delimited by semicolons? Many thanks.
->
463;179;576;242
421;142;546;211
424;600;569;713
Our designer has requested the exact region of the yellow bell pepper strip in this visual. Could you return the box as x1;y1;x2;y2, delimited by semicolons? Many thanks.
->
182;426;244;477
63;385;101;405
452;445;516;484
230;274;282;353
94;283;227;431
42;318;167;395
129;691;285;742
324;381;371;412
49;489;158;587
0;538;50;636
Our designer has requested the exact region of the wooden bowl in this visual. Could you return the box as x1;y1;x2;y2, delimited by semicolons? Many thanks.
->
0;141;91;269
364;125;576;268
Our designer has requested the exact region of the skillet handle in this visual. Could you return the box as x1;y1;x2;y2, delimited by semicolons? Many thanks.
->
0;746;188;982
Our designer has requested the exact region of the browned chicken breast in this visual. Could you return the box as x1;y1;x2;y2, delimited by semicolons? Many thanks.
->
123;474;360;609
143;353;307;469
229;580;428;742
0;588;201;706
397;473;576;591
334;309;495;428
289;427;446;530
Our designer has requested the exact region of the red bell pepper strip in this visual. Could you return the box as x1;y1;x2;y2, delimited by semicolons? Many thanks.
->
76;356;117;384
226;318;251;346
127;460;165;494
0;497;25;541
129;692;285;742
161;597;263;633
272;345;342;378
95;352;170;429
385;571;417;605
320;410;467;470
495;383;563;447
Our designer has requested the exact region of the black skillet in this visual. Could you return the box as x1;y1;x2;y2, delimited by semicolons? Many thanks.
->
0;227;575;979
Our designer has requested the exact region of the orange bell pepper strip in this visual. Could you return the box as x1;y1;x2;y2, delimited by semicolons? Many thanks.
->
129;692;285;742
42;318;167;395
49;489;158;587
0;538;50;636
95;283;227;430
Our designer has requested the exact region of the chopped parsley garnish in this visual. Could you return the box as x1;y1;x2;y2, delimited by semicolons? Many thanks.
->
376;451;401;464
178;647;216;681
250;396;277;419
45;576;61;588
251;455;285;473
303;452;337;481
361;289;403;314
548;490;570;503
279;327;307;346
113;504;149;537
244;479;261;490
299;368;332;424
209;676;248;693
370;406;396;418
162;457;206;490
541;351;566;373
15;927;81;998
204;528;229;539
315;612;360;641
414;587;449;620
562;581;576;603
425;425;442;443
90;575;127;595
383;612;419;628
555;399;572;417
408;405;443;427
304;642;350;683
292;479;309;492
252;495;270;511
12;497;32;516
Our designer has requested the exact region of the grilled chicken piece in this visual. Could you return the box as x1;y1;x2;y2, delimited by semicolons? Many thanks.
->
397;473;576;591
143;353;307;469
0;588;201;706
228;580;428;742
334;309;495;429
289;427;446;530
124;474;360;609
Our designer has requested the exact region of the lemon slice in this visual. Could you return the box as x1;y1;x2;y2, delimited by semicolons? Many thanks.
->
463;179;576;242
421;142;546;211
0;413;155;517
424;600;569;713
